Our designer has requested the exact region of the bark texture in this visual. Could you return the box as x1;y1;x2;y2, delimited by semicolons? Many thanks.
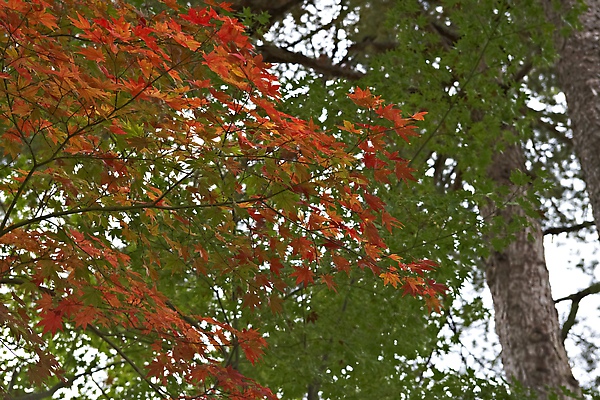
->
484;144;580;398
547;0;600;232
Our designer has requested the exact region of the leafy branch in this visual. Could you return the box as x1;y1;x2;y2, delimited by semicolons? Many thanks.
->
9;361;125;400
88;326;171;399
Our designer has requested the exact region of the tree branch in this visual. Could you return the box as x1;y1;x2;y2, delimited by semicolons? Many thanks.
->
2;278;177;399
11;376;77;400
0;277;54;294
560;299;579;343
345;37;398;56
555;282;600;304
10;361;125;400
258;44;365;80
512;60;534;85
0;185;292;237
88;326;170;399
430;21;461;45
555;282;600;342
543;221;595;236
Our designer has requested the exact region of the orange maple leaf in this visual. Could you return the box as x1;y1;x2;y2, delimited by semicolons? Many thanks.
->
348;87;382;109
380;270;401;288
425;296;442;313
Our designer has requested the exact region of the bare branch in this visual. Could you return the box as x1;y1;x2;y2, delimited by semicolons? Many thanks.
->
543;221;595;236
561;299;579;343
258;44;365;80
12;377;76;400
555;282;600;304
430;21;461;45
512;60;534;85
555;282;600;342
345;37;398;56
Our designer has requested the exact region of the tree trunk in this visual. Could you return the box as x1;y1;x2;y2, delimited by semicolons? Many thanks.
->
548;0;600;233
484;144;580;398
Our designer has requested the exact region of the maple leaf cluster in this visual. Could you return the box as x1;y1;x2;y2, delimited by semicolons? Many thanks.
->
0;0;446;396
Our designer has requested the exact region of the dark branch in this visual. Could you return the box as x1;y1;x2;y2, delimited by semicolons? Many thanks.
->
555;282;600;342
555;282;600;304
0;184;295;237
430;21;461;45
345;38;398;55
561;299;579;343
258;44;365;80
88;326;170;399
543;221;595;236
0;277;54;294
512;60;534;85
11;361;124;400
12;377;77;400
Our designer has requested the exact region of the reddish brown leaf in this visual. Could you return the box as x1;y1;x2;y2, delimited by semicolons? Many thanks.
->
238;328;267;366
291;265;315;287
38;310;64;335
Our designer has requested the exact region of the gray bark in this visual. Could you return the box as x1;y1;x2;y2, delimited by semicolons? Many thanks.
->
548;0;600;234
484;144;580;398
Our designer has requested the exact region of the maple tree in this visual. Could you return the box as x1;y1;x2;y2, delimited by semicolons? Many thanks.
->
0;0;445;397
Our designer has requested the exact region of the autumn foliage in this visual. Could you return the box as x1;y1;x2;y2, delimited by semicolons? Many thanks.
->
0;0;444;397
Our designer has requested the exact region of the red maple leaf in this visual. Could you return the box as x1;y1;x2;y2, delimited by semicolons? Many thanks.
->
269;258;285;276
401;277;423;297
333;254;351;275
394;159;417;184
427;278;449;295
38;310;64;335
363;192;386;212
291;265;314;287
381;210;403;233
238;328;267;365
411;111;428;121
73;306;98;329
320;274;338;292
179;7;216;26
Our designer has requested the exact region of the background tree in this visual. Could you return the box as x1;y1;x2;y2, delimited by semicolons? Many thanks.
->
545;0;600;234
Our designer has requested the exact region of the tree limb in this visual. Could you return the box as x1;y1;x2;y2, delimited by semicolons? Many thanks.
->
555;282;600;342
0;277;54;294
555;282;600;304
11;376;76;400
88;326;170;399
560;299;579;343
257;44;365;80
430;21;461;45
543;221;595;236
10;361;124;400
